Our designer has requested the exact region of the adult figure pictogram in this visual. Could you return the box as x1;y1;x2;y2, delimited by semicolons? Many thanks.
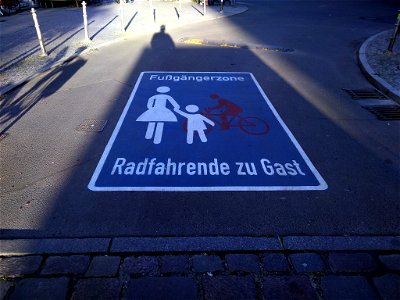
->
136;86;180;144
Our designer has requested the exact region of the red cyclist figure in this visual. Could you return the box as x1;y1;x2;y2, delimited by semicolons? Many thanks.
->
205;94;244;130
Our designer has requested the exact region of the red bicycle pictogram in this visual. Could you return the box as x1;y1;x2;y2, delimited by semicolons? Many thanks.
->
182;94;270;136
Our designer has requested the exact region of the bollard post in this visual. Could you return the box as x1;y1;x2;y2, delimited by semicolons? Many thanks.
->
31;8;47;56
203;0;206;16
387;11;400;53
82;1;90;41
220;0;223;13
119;0;125;32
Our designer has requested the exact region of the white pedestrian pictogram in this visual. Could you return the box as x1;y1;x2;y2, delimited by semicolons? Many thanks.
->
136;86;180;144
174;105;215;144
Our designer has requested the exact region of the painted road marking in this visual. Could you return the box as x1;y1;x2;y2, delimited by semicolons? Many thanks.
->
88;72;327;191
179;38;293;52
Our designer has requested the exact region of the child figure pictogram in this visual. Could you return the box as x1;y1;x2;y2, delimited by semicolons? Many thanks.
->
175;105;215;144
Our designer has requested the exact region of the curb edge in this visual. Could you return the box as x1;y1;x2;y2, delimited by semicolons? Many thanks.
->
358;30;400;103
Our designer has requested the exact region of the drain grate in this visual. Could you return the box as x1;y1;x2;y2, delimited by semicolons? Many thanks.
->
364;106;400;121
343;89;387;100
76;119;107;132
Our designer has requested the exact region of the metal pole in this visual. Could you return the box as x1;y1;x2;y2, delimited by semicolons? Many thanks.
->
387;11;400;53
31;8;47;56
220;0;223;13
120;0;125;32
82;1;90;41
203;0;206;16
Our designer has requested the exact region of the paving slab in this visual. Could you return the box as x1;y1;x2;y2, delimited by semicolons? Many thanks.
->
373;274;400;300
120;255;159;276
192;254;223;273
0;256;42;277
225;254;260;273
41;255;90;275
159;255;190;274
10;277;69;300
111;237;282;252
289;253;325;273
379;255;400;271
202;275;257;300
71;278;122;300
320;276;379;300
262;253;290;273
126;277;197;300
262;275;318;300
0;238;110;255
328;253;377;273
85;255;121;277
283;236;400;251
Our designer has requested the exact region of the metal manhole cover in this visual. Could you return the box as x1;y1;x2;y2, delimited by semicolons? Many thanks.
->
76;119;107;132
343;89;387;100
364;106;400;121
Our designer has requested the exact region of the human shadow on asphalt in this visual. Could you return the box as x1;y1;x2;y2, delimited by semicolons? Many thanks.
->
0;52;86;135
151;25;175;50
1;1;400;240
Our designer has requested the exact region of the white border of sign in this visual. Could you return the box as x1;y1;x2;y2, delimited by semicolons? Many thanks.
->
88;72;328;192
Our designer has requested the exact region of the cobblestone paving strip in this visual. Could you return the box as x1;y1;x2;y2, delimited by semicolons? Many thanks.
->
1;236;399;299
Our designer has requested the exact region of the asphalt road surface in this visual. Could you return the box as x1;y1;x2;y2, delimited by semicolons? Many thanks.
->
1;0;399;239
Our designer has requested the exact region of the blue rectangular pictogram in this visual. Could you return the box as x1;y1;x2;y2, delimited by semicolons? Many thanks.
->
88;72;327;191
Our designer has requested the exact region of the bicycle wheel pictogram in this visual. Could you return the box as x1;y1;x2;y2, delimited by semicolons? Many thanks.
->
238;116;269;135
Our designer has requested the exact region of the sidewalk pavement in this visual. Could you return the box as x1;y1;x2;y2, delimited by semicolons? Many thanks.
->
0;0;247;95
358;29;400;102
0;236;400;299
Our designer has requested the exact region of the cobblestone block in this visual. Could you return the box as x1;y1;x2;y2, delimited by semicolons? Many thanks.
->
0;256;42;277
127;277;197;300
225;254;259;273
192;255;223;273
328;253;377;273
202;275;256;300
379;255;400;271
321;276;378;300
159;255;189;274
0;280;14;299
72;278;122;300
85;256;120;277
262;276;318;300
41;255;90;275
10;277;69;300
262;253;289;272
120;256;159;276
373;274;400;300
290;253;325;273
